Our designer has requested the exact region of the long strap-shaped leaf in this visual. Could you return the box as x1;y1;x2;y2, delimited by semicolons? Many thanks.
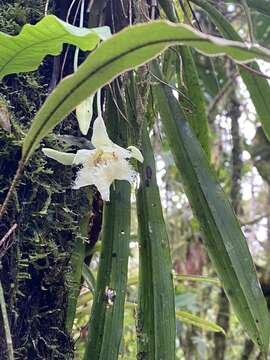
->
191;0;270;141
136;124;176;359
176;310;225;334
83;95;130;360
23;20;270;163
83;183;130;360
152;62;270;355
126;301;224;334
0;15;110;79
158;0;210;159
179;47;211;159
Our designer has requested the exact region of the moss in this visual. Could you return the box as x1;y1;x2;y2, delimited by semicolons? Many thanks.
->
0;116;89;359
0;1;46;34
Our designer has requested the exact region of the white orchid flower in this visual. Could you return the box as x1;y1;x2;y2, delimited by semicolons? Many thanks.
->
42;116;143;201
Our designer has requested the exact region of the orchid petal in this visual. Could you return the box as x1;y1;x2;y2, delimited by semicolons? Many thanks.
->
42;148;75;165
127;146;144;163
114;144;133;159
73;157;136;201
76;95;94;135
108;159;136;183
73;149;97;165
73;165;95;189
95;183;111;202
91;116;113;148
73;161;113;201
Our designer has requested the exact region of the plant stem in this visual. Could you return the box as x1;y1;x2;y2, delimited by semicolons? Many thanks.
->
0;277;14;360
0;160;24;221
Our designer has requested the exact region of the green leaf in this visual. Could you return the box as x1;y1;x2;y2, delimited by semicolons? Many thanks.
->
23;20;270;164
136;124;176;359
82;263;96;294
175;274;220;286
152;62;270;355
252;12;270;47
179;47;211;159
176;310;225;334
247;0;270;16
192;0;270;141
158;0;210;159
0;15;110;79
124;300;223;334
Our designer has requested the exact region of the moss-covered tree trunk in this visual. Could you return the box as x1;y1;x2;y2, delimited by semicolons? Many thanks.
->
0;1;92;358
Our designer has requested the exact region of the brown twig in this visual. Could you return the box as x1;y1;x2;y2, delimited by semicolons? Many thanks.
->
208;72;238;120
241;212;270;226
239;63;270;81
60;0;82;80
0;224;17;257
0;160;24;221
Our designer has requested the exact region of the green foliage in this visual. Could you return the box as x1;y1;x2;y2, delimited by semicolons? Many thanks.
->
192;0;270;144
252;11;270;47
0;15;110;79
22;19;270;164
152;62;270;355
250;127;270;183
136;125;176;359
158;0;210;159
0;1;45;35
179;47;211;159
176;310;225;334
226;0;270;17
175;274;220;286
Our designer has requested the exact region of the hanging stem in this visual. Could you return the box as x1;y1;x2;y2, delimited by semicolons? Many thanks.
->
0;276;14;360
73;0;85;72
0;159;24;221
97;89;102;117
